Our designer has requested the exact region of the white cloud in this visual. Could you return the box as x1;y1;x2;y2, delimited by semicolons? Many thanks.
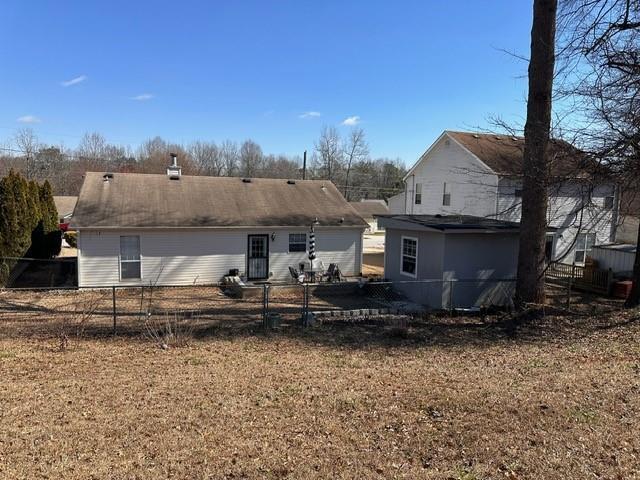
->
61;75;88;87
299;111;321;119
341;115;360;126
131;93;154;101
17;115;41;124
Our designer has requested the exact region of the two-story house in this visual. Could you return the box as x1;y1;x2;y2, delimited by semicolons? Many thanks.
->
397;131;618;265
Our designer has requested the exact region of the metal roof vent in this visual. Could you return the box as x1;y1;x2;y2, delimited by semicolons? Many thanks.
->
287;179;296;185
472;134;480;139
242;178;252;183
167;153;181;180
103;173;114;182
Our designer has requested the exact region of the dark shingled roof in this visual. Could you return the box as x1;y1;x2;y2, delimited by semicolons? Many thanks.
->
349;200;389;218
72;172;368;229
447;131;593;177
53;196;77;217
376;214;523;232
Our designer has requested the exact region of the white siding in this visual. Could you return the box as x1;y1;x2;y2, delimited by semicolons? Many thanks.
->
403;135;499;217
78;227;363;287
387;192;406;214
397;132;618;266
496;179;616;263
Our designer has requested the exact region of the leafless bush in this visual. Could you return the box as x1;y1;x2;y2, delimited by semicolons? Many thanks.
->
56;292;102;352
144;311;197;349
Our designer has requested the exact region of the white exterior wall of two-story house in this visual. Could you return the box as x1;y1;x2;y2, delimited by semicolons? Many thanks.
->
398;131;618;265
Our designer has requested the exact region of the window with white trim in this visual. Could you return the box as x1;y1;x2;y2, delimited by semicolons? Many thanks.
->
401;237;417;277
414;183;422;205
289;233;306;252
574;232;596;264
120;236;141;279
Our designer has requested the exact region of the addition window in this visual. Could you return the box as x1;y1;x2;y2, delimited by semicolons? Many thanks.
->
414;183;422;205
574;232;596;264
120;236;141;279
442;182;451;206
401;236;418;277
289;233;306;252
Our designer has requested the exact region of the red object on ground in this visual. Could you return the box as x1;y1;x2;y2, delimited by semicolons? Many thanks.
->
612;280;633;299
59;222;70;231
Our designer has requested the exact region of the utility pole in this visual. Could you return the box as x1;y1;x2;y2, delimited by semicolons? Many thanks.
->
302;150;307;180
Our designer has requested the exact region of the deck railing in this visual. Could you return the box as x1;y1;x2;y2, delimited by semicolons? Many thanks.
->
546;262;613;295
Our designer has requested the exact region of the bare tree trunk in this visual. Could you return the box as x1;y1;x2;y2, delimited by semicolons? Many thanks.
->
624;224;640;306
515;0;558;306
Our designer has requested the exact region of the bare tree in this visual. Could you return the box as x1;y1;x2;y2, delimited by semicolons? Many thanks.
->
239;140;263;177
220;140;239;176
14;129;40;180
189;141;224;176
515;0;558;306
342;128;369;200
315;126;342;181
559;0;640;305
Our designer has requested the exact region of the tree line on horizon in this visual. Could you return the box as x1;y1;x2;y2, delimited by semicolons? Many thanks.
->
0;127;406;202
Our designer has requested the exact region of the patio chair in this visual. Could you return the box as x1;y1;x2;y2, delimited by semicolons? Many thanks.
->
289;266;305;283
323;263;342;283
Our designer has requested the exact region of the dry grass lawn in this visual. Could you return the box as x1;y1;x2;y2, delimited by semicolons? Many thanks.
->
1;287;639;479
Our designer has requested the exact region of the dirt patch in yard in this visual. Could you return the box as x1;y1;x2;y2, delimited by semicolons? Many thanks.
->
0;287;639;478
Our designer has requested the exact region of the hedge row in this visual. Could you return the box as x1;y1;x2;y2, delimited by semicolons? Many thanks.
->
0;170;60;284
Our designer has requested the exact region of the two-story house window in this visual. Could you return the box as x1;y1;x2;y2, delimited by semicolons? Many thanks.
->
414;183;422;205
574;232;596;264
603;195;615;210
442;183;451;206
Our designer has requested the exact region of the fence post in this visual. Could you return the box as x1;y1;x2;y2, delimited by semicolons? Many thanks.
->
566;264;574;309
262;284;269;328
448;280;454;313
112;286;117;335
302;284;309;327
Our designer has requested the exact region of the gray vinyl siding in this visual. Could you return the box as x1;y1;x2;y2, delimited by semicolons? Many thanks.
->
77;227;363;287
382;226;519;309
589;246;635;275
443;233;518;308
384;228;445;307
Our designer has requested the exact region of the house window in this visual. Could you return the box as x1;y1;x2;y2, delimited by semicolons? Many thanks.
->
574;232;596;264
120;236;141;279
604;195;614;209
401;236;418;277
289;233;306;252
414;183;422;205
442;183;451;206
514;188;523;198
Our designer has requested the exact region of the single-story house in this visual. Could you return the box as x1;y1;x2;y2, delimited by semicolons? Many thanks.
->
71;169;368;287
53;195;78;229
349;200;389;233
377;214;531;309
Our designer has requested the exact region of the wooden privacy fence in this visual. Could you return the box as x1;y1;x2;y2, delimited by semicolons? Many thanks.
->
545;262;613;295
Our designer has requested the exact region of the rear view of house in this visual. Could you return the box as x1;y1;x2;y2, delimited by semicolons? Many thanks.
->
71;166;367;287
398;131;618;265
349;200;389;232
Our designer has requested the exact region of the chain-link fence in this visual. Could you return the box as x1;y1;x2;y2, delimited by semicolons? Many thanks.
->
0;257;77;288
0;277;517;336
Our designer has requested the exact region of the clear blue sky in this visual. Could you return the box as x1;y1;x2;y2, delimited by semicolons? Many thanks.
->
0;0;533;165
